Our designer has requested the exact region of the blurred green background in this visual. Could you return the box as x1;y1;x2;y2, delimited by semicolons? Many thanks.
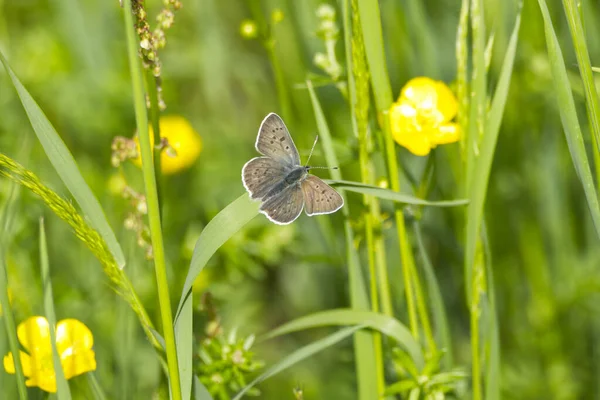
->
1;0;600;399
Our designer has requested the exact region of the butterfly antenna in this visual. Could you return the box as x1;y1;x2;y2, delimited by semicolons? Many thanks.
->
304;135;339;170
305;135;319;166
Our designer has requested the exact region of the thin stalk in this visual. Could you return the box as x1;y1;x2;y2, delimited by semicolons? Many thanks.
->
456;0;470;159
466;0;487;398
145;71;163;211
122;1;181;399
265;43;292;122
40;218;72;399
381;114;419;338
0;186;27;399
356;0;423;339
0;257;27;400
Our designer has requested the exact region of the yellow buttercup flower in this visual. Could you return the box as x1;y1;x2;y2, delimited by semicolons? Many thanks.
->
134;115;202;175
3;316;96;393
389;77;460;156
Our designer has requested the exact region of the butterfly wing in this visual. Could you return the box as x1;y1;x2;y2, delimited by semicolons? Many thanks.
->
301;175;344;216
259;183;304;225
242;157;288;200
256;113;301;167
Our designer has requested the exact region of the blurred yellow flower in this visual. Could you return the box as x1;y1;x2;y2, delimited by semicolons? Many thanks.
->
389;77;460;156
134;115;202;175
3;316;96;393
240;19;258;39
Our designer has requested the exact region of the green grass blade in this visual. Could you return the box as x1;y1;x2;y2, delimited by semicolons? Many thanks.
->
563;0;600;164
0;51;125;269
537;0;600;237
413;222;453;369
172;193;258;400
262;309;424;369
356;0;393;110
0;186;27;399
233;326;365;400
40;218;72;399
193;375;214;400
465;4;522;285
121;0;181;396
175;193;259;317
307;78;377;399
329;180;468;207
482;225;500;400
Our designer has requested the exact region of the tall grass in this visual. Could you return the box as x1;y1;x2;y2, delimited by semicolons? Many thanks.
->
1;0;600;399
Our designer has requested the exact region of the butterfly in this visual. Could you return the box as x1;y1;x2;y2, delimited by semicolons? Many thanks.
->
242;113;344;225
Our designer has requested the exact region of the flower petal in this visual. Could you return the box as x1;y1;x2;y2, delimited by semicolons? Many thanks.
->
17;316;51;354
56;319;94;356
61;350;97;379
3;351;32;376
27;374;58;393
399;77;438;105
389;102;432;156
430;123;461;145
434;81;458;121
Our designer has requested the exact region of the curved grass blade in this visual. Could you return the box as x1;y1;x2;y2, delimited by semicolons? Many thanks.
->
329;180;468;207
536;0;600;238
262;308;424;369
233;326;365;400
0;50;125;269
175;193;259;317
173;193;259;400
40;218;72;399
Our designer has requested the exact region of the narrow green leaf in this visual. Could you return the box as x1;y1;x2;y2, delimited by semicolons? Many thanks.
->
40;218;72;399
482;224;500;400
563;0;600;165
537;0;600;237
233;326;365;400
356;0;393;111
263;308;424;369
0;186;27;399
307;77;377;400
465;3;522;298
384;380;417;396
329;180;468;207
0;50;125;269
413;222;453;369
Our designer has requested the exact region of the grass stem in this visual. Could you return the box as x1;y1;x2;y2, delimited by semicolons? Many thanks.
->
122;1;181;398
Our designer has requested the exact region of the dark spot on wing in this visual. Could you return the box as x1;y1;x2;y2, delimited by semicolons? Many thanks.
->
285;146;289;150
279;137;285;141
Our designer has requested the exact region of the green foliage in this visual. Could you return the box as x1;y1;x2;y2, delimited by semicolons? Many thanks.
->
1;0;600;399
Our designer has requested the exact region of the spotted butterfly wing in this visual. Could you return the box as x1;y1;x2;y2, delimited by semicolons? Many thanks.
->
259;183;305;225
256;113;301;167
301;175;344;216
242;157;288;200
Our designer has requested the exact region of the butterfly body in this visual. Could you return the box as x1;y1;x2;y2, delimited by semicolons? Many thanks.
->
242;113;343;225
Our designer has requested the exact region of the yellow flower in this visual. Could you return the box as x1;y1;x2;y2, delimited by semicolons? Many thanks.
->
389;77;460;156
134;115;202;175
3;316;96;393
239;19;258;39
